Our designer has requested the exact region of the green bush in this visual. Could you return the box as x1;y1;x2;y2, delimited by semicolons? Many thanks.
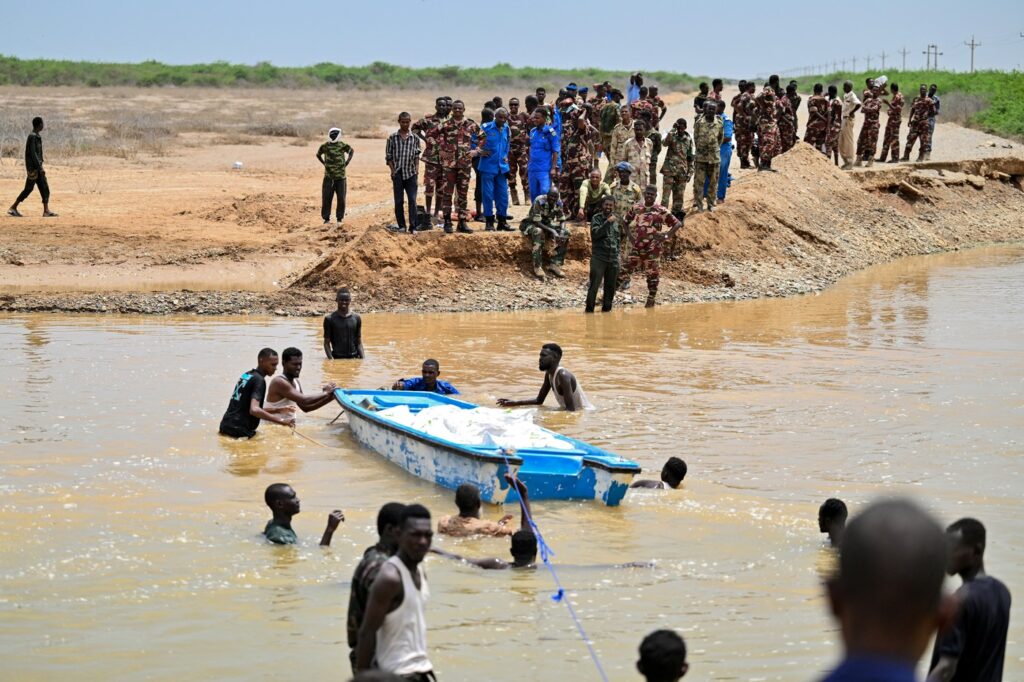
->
0;55;702;94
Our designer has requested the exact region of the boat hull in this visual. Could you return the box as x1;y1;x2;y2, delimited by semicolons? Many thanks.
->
334;389;639;506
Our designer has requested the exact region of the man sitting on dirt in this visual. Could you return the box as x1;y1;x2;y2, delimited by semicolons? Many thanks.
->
391;359;459;395
437;481;517;537
520;187;570;280
630;457;688;489
265;347;338;417
497;343;592;411
323;288;364;360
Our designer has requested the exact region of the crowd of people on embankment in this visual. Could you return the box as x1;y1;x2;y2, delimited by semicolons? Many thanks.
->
7;73;944;312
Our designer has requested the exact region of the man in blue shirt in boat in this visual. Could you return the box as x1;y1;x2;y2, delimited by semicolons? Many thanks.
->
496;343;592;411
391;359;459;395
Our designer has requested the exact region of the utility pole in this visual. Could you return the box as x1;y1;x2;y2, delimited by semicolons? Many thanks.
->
866;54;872;70
964;36;981;72
853;55;858;71
934;45;943;70
923;45;932;70
899;47;909;70
841;59;847;71
833;60;838;73
880;51;888;70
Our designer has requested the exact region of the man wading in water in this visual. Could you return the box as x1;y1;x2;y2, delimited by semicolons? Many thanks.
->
356;504;435;680
497;343;592;411
265;347;337;417
218;348;296;438
323;288;364;360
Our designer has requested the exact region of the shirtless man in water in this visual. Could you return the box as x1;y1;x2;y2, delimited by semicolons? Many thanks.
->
432;475;538;570
496;343;591;411
265;347;337;415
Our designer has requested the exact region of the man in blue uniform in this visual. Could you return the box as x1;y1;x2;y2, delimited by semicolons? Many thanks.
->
478;108;511;231
527;110;559;201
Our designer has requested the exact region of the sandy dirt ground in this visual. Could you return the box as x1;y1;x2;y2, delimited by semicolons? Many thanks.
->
0;86;1021;315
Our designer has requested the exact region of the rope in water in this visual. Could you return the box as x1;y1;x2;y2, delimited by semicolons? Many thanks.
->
499;448;610;682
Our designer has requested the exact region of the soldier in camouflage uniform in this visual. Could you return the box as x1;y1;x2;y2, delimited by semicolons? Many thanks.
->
776;87;796;153
660;118;693;260
506;97;531;205
619;184;683;307
878;83;904;163
412;97;451;217
648;86;668;130
604;106;635;182
520;187;570;279
735;81;756;169
599;92;622;170
856;85;882;166
692;101;724;212
825;85;843;166
608;162;643;275
804;84;830;153
630;87;657;132
902;84;936;162
622;121;653;188
647;124;662;190
660;118;693;215
433;100;484;233
559;115;599;217
755;84;781;170
787;81;802;142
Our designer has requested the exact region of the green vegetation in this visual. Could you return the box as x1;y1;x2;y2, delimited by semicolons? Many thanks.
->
0;55;701;92
810;69;1024;140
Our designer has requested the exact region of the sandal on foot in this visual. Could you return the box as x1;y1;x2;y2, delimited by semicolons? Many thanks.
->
7;208;22;217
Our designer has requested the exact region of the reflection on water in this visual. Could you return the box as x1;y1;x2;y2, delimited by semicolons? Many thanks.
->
0;246;1022;680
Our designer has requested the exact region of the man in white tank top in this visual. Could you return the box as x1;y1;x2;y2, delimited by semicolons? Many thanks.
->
356;504;435;680
496;343;593;411
265;347;338;417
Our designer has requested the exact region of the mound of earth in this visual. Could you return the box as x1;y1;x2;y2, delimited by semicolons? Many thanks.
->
286;143;1024;312
203;192;317;233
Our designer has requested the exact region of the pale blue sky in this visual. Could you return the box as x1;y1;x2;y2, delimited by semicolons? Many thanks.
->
6;0;1024;76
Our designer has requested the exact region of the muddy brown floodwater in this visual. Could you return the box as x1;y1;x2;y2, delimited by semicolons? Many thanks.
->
0;246;1021;681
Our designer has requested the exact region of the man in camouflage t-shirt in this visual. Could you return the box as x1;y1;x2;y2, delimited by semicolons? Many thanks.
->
316;127;354;224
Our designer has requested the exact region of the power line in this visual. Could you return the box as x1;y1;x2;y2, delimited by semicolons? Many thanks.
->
965;36;981;72
899;47;909;70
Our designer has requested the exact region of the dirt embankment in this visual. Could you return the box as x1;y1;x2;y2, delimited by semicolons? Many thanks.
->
4;144;1023;316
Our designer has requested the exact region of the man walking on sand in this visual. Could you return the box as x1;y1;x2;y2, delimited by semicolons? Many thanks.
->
8;117;57;218
316;127;354;225
839;81;861;170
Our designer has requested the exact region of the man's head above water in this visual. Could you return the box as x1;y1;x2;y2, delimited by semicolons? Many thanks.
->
826;498;955;666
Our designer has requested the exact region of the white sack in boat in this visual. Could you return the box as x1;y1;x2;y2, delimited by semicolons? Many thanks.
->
377;404;575;451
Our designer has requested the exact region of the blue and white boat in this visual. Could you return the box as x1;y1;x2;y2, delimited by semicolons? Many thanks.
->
333;389;641;506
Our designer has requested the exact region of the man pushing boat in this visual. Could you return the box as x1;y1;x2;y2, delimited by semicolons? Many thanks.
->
496;343;592;411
